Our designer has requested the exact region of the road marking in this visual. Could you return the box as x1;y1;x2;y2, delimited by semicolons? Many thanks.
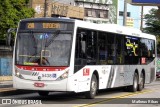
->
0;88;16;92
73;90;153;107
150;88;160;92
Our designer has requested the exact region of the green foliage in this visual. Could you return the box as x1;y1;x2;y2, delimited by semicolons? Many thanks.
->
143;8;160;53
143;8;160;36
0;0;35;40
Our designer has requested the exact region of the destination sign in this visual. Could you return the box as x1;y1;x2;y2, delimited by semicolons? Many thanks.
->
27;23;60;29
43;23;60;29
19;22;74;31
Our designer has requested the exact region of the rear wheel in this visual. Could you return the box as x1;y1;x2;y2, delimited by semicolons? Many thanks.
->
138;73;145;91
38;91;49;96
85;74;97;99
128;73;138;92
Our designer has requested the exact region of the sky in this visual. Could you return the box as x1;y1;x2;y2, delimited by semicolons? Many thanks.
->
143;6;158;15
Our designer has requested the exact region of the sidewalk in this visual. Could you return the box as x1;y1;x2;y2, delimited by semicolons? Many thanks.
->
0;80;34;95
0;80;13;88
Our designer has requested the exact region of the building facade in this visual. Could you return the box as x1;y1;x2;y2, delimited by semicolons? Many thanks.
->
30;0;84;19
75;0;118;24
30;0;118;24
30;0;141;27
118;0;141;29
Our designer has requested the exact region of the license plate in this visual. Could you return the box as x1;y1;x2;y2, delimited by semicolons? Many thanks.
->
34;82;45;87
42;73;56;78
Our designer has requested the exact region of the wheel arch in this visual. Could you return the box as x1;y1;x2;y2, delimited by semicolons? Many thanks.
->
135;69;139;83
135;68;145;84
141;69;145;83
135;69;139;77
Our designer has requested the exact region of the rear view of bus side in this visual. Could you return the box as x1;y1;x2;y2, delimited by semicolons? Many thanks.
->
13;18;156;99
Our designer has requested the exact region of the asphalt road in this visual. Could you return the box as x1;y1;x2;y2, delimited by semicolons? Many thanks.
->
0;80;160;107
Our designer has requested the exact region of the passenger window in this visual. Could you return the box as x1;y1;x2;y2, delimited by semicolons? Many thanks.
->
75;28;97;66
124;36;139;64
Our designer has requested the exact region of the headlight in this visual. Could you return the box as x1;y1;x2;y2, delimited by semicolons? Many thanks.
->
15;68;24;79
56;70;69;81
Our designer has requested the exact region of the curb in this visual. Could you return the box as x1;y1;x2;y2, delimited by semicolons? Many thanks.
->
0;84;13;88
0;89;35;96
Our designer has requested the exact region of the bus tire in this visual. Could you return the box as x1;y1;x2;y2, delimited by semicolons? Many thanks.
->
38;91;49;96
138;73;145;91
129;73;138;92
85;74;97;99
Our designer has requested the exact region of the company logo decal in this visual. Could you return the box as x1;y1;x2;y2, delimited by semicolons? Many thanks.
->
83;68;90;76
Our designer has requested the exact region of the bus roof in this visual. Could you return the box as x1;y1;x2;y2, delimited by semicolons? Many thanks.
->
20;17;156;40
20;17;75;23
74;20;156;40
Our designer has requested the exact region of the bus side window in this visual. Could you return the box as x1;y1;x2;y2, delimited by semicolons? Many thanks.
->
124;36;139;64
115;34;124;64
98;32;108;65
106;33;115;64
86;31;97;65
75;29;87;66
140;39;155;64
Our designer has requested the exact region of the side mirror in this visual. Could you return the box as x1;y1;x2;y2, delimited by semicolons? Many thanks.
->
6;28;16;46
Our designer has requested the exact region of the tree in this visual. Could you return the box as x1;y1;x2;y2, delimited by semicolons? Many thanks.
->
143;8;160;35
143;8;160;53
0;0;35;40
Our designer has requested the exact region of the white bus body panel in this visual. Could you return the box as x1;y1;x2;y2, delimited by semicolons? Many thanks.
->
13;19;156;93
13;76;68;91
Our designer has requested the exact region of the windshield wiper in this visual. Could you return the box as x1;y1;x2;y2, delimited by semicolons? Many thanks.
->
28;30;61;64
45;30;61;47
29;30;38;49
27;31;38;61
38;30;60;66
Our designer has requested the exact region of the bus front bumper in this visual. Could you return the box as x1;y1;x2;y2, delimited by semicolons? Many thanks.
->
13;76;69;92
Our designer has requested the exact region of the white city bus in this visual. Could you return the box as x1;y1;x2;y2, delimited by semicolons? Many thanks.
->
12;18;156;98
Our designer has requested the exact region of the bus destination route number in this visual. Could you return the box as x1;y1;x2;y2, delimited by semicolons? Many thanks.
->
27;23;35;29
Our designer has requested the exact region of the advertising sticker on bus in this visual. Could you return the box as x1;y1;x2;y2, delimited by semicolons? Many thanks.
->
83;68;90;76
141;57;146;64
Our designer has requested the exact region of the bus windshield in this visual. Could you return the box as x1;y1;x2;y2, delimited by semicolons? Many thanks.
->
15;31;72;66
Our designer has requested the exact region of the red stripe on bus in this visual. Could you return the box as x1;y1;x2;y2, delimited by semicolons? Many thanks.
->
16;65;68;71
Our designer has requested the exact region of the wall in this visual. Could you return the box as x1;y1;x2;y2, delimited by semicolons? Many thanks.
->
0;50;12;81
0;58;12;76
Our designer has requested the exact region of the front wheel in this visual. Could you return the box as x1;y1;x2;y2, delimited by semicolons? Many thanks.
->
85;74;97;99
